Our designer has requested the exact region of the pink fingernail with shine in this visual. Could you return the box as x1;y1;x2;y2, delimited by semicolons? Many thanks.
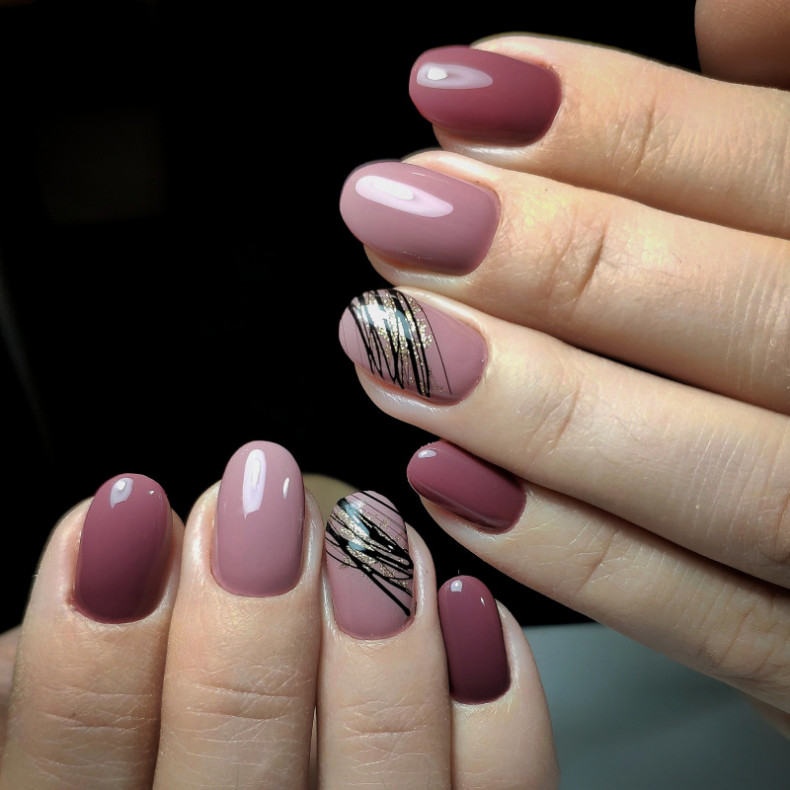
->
74;473;172;623
338;289;487;403
409;46;561;145
439;575;511;704
407;441;525;533
213;440;305;597
325;491;414;639
340;161;500;275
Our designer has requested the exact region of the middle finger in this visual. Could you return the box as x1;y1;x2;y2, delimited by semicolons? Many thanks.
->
339;154;790;414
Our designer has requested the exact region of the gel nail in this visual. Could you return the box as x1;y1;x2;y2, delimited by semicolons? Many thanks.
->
409;45;561;145
339;161;500;275
325;491;414;638
213;440;305;597
74;473;172;623
407;440;525;532
338;289;487;403
438;575;510;704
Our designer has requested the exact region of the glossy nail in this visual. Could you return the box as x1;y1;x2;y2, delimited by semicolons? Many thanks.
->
409;46;561;145
438;575;510;704
325;491;413;638
338;289;487;403
213;440;305;597
407;440;525;532
74;473;172;623
339;161;500;275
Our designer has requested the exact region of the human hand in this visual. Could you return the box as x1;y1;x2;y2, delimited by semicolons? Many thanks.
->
336;3;790;736
0;441;557;788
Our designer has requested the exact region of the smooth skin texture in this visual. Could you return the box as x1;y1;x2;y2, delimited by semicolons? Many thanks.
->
340;2;790;738
0;469;557;789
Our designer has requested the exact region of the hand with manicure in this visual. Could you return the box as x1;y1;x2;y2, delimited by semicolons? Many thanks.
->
337;0;790;739
0;442;558;789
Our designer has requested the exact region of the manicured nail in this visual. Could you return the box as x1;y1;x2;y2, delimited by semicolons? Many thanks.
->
213;440;305;597
338;289;487;403
438;575;510;704
339;161;500;275
74;474;172;623
407;441;525;532
325;491;414;639
409;46;561;145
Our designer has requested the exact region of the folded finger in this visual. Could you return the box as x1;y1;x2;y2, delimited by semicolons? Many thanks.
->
412;463;790;715
338;289;790;589
408;36;790;240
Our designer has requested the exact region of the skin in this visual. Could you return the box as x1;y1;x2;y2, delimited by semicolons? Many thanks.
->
0;1;787;784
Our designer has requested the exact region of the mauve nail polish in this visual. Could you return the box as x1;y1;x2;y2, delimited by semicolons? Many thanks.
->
338;289;487;403
438;575;510;704
74;473;172;623
339;161;500;274
325;491;413;639
409;46;561;145
213;441;305;597
407;441;525;532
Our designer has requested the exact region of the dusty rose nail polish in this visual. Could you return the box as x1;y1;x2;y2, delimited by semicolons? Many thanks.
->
409;45;561;145
325;491;414;639
212;440;305;597
338;289;487;403
74;473;172;623
407;441;525;532
438;575;510;704
339;161;500;275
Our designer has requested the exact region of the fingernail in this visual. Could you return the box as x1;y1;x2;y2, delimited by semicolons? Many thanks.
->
438;575;510;704
409;46;561;145
338;289;487;403
74;474;172;623
407;441;525;532
339;161;500;275
325;491;414;639
213;440;305;597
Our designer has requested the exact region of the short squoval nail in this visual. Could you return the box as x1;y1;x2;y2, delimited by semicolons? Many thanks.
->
339;161;500;275
407;440;525;532
338;289;487;403
409;45;561;145
74;473;172;623
438;575;511;704
212;440;305;597
325;491;414;639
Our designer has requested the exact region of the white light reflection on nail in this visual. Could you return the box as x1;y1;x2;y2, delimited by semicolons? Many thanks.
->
110;477;134;508
416;62;494;90
418;448;438;459
356;175;453;218
243;449;267;516
450;579;464;593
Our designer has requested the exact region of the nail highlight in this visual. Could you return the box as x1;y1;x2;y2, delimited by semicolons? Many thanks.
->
407;441;525;532
74;473;172;623
338;289;487;403
438;575;510;704
325;491;414;639
409;45;561;145
339;161;500;275
213;440;305;597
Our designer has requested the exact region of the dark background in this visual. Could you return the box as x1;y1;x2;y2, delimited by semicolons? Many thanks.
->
0;0;700;633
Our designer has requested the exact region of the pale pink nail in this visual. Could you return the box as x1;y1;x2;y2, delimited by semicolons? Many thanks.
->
338;289;487;403
325;491;413;639
212;440;305;597
339;161;500;274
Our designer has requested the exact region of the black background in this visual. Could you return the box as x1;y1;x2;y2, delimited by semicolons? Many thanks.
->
0;0;700;633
